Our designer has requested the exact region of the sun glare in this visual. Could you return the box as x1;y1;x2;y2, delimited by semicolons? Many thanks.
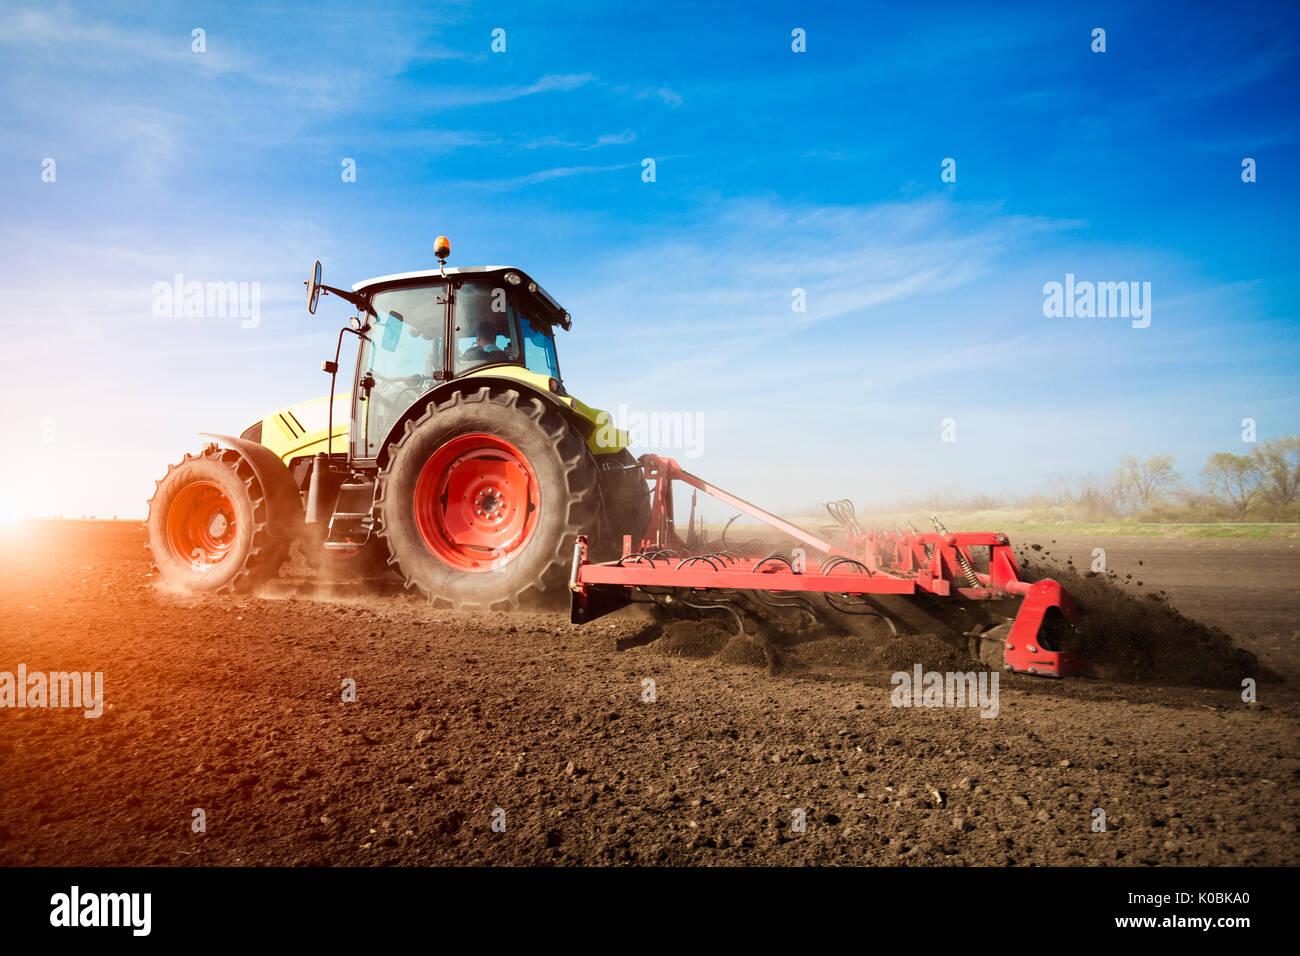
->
0;503;36;529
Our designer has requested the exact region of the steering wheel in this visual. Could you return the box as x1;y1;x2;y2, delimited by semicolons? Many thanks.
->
370;371;428;388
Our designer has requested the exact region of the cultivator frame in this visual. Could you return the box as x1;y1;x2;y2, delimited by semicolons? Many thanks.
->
569;455;1084;677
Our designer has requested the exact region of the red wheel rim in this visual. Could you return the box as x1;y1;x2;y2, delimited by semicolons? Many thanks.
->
413;433;539;571
166;480;238;571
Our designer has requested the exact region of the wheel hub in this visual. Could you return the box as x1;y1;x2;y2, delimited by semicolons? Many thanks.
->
413;434;539;571
166;480;237;570
474;487;504;519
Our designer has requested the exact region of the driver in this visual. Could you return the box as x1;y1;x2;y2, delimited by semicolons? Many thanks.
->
460;321;504;366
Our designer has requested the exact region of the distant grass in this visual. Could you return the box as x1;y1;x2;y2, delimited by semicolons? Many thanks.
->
848;508;1300;540
974;522;1300;540
767;510;1300;541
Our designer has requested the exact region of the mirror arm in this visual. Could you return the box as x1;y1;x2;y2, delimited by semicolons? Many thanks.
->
318;284;372;314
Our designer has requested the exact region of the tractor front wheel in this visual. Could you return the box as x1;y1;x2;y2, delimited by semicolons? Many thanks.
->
376;387;600;609
146;444;289;592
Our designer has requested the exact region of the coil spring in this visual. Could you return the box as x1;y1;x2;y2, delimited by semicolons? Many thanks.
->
824;499;863;535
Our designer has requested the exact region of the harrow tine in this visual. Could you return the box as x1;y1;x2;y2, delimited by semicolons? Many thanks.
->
754;552;794;572
719;515;742;548
748;589;819;623
676;593;746;635
693;550;738;566
821;555;873;577
823;594;898;634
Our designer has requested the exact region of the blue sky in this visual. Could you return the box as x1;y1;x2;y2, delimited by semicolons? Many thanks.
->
1;0;1297;518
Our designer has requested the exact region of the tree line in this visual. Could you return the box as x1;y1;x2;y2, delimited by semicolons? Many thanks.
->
916;436;1300;522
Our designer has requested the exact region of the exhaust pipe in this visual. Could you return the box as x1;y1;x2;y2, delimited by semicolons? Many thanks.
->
305;452;331;525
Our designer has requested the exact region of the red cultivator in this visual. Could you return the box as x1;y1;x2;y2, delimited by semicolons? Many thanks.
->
570;455;1085;677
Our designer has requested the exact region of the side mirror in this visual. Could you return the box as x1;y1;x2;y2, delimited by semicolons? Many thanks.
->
306;260;323;314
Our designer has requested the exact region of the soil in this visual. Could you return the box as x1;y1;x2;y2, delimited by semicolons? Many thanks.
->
0;521;1297;866
1017;549;1281;688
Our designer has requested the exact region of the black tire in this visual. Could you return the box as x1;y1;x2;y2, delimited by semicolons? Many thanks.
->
375;386;600;609
146;444;289;592
595;449;650;556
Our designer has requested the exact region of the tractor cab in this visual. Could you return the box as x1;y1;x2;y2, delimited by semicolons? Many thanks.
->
347;266;571;461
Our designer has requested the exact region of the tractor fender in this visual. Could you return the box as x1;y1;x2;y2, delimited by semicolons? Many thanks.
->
200;433;306;535
375;376;594;467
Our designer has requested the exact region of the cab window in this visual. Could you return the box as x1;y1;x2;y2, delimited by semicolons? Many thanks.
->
453;281;518;374
518;311;561;379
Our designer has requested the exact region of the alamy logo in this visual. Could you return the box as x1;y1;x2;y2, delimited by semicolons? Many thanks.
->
593;403;704;458
0;665;103;718
1042;273;1151;328
50;886;151;936
151;273;261;328
890;664;999;718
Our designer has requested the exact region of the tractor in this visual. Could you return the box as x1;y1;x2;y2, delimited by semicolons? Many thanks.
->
147;238;650;609
149;238;1086;677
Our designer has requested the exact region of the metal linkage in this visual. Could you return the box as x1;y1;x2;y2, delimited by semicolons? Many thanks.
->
932;515;981;588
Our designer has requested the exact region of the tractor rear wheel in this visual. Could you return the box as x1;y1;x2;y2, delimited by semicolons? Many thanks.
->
596;448;650;555
146;444;289;592
376;386;600;609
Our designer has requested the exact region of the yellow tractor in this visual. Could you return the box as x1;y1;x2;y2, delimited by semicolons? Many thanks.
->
147;238;649;608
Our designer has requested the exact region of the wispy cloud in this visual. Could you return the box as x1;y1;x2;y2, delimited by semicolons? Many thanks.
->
445;161;640;191
524;130;637;150
0;3;248;73
567;196;1077;344
635;86;683;107
429;73;596;108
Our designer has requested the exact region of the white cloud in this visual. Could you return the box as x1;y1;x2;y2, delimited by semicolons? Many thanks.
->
523;129;637;151
637;86;682;107
445;161;639;191
430;73;596;108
